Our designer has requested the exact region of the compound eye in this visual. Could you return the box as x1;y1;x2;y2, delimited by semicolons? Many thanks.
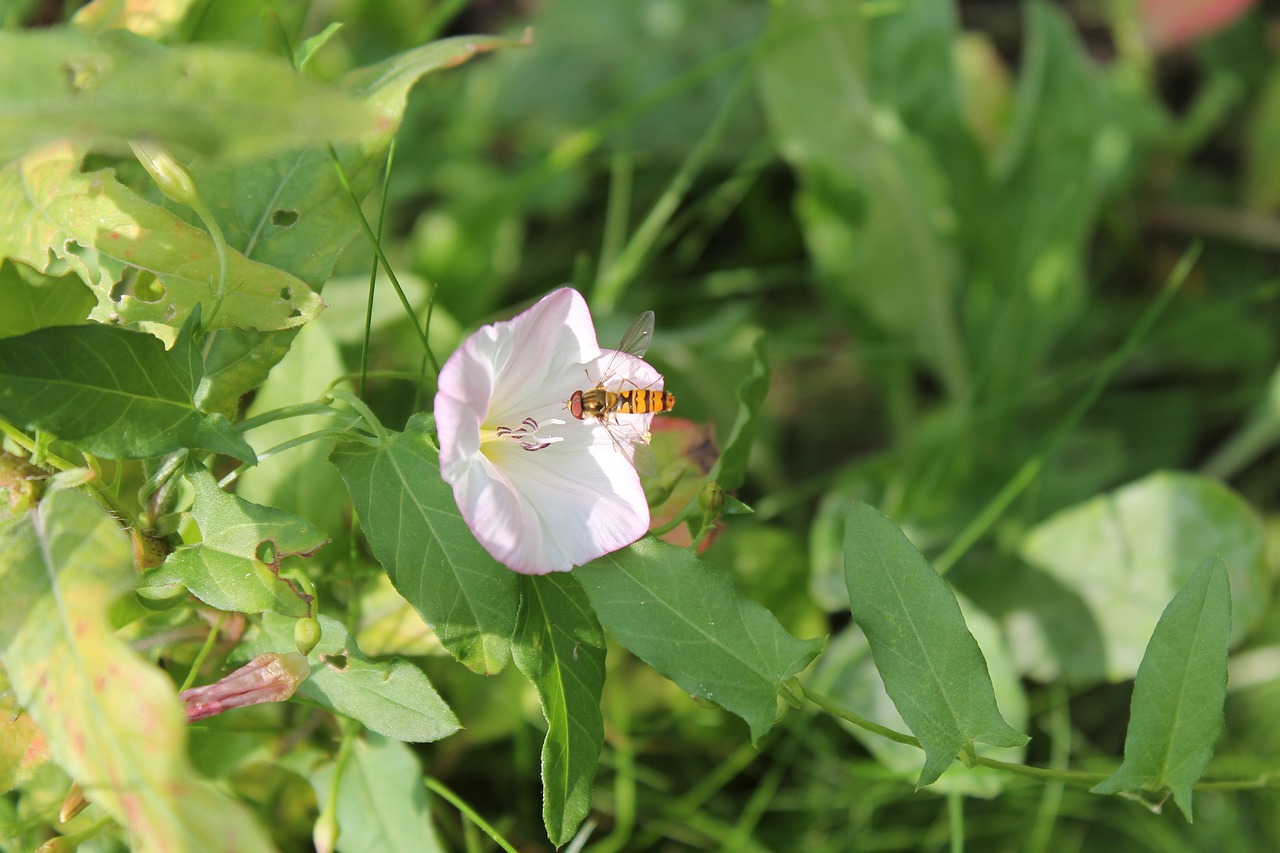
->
569;391;584;420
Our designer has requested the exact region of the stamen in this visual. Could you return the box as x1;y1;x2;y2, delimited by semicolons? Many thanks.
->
490;416;564;453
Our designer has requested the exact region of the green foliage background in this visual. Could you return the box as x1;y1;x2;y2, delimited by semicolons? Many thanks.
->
2;0;1280;851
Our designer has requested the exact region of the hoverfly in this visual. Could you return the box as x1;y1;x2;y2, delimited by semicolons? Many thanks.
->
567;310;675;471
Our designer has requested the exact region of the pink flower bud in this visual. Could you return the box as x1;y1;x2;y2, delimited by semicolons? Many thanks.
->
180;653;310;722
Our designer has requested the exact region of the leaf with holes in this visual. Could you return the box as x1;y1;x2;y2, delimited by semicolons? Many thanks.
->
513;573;606;846
330;414;520;674
142;464;325;616
0;489;273;852
0;308;254;462
843;503;1029;786
0;142;324;345
241;614;459;743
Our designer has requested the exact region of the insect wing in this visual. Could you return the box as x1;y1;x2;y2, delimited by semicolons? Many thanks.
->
597;417;657;476
615;310;655;358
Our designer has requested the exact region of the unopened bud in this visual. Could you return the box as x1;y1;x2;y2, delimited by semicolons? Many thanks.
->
180;653;310;722
59;782;88;823
129;140;199;207
697;481;725;516
294;616;322;656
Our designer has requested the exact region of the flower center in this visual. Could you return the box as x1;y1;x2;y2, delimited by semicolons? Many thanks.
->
483;416;565;452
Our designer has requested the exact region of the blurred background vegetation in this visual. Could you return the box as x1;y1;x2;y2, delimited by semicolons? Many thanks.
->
8;0;1280;850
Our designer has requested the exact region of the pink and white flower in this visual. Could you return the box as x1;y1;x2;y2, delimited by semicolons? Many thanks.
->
434;288;663;574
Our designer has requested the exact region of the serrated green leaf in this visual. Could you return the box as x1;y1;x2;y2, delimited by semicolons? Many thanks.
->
0;309;255;462
0;261;94;337
513;573;606;846
0;142;324;342
242;613;459;743
1020;471;1266;681
575;538;823;741
707;333;768;492
0;490;272;852
0;28;378;162
329;413;519;674
309;734;446;853
1091;557;1231;820
843;503;1028;787
142;464;324;616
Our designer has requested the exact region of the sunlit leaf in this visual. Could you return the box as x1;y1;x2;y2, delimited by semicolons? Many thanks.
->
242;614;459;743
71;0;198;39
309;733;446;853
1020;471;1266;681
576;538;824;741
0;308;255;462
1092;557;1231;820
0;687;48;792
513;573;606;846
329;413;519;674
142;464;325;616
0;490;272;852
843;503;1028;786
0;142;324;343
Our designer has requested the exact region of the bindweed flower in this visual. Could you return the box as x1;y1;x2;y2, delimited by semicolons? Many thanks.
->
180;653;310;722
435;287;663;574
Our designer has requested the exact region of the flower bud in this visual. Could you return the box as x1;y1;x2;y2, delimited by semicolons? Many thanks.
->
180;653;310;722
129;140;199;207
294;616;322;656
59;783;88;823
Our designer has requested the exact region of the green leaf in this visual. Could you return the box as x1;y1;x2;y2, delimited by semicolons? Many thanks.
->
513;573;606;846
1246;66;1280;209
0;28;378;162
0;308;255;462
575;538;824;741
1020;471;1267;681
329;413;519;674
707;333;769;492
309;734;446;853
0;142;324;343
0;490;273;852
754;0;968;398
1091;557;1231;820
194;34;518;413
142;464;325;616
0;688;47;792
843;503;1028;786
0;261;94;337
243;614;460;743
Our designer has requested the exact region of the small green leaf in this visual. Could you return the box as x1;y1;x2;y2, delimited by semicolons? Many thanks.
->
707;333;769;492
0;262;94;337
243;614;460;743
0;309;255;462
1091;557;1231;820
329;413;519;674
513;574;606;846
308;734;446;853
843;503;1028;786
1020;471;1266;681
576;538;824;741
0;28;378;162
0;143;324;342
0;490;273;852
142;464;325;616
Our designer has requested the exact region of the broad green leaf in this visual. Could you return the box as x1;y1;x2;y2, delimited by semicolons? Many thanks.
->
142;464;325;616
0;489;272;852
843;503;1028;786
0;689;47;792
707;332;769;492
194;34;517;413
576;538;824;741
309;734;446;853
243;614;459;743
1020;471;1266;681
513;573;606;846
329;413;520;674
0;261;94;337
237;319;350;541
754;0;968;398
0;309;255;462
1092;557;1231;820
0;28;378;163
0;142;324;343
